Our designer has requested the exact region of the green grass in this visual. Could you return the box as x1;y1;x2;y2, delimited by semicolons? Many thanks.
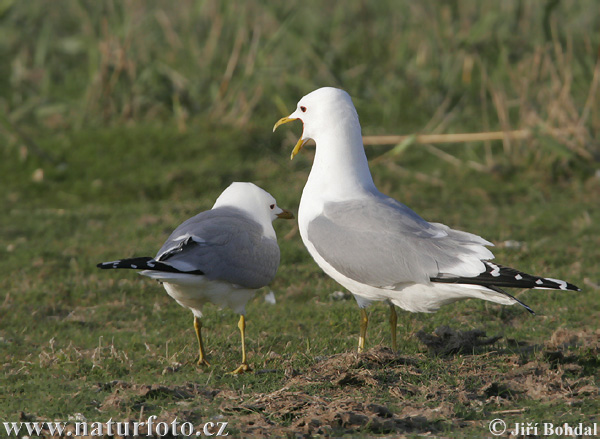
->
2;121;598;437
1;1;599;438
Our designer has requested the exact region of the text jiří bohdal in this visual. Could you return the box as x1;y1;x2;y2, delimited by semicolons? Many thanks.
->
512;422;597;436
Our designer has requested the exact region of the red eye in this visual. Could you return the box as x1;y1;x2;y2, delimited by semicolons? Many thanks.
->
270;204;275;209
300;106;307;112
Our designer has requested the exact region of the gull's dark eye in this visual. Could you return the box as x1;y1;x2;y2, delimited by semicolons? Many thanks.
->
270;204;275;209
300;106;307;113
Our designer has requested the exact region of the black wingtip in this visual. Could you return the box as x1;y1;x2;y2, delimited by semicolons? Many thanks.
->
433;262;580;293
517;297;536;315
96;256;205;275
96;257;154;270
535;277;580;292
487;285;536;315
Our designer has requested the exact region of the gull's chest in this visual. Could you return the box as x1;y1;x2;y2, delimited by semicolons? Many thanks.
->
298;179;328;241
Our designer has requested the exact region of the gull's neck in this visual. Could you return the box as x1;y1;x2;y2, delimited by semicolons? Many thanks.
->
304;121;376;201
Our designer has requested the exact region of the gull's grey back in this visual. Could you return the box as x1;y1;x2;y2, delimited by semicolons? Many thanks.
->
307;195;491;287
156;206;280;289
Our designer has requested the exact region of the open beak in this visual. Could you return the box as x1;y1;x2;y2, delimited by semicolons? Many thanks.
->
276;208;295;220
273;116;297;132
289;137;309;160
273;116;307;160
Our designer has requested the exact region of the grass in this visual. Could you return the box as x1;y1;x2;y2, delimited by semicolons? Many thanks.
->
1;1;599;438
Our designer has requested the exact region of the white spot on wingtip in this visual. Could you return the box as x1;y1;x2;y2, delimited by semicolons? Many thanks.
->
486;262;501;277
515;274;523;280
544;277;568;290
131;264;137;268
535;279;544;285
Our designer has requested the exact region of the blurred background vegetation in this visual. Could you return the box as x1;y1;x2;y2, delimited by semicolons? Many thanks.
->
1;0;598;165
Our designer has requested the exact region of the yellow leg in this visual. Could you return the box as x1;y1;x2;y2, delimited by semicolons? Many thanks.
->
389;303;398;351
194;316;211;367
358;308;369;353
230;315;252;374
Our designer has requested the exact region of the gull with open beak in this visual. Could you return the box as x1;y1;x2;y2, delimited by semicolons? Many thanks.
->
273;115;310;159
274;87;580;353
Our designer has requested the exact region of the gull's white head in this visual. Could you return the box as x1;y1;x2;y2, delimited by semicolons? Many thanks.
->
273;87;360;159
213;183;293;234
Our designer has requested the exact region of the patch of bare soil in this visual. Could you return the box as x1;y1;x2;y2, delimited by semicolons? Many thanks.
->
96;380;219;412
220;328;598;437
220;348;436;437
33;327;599;438
415;325;502;355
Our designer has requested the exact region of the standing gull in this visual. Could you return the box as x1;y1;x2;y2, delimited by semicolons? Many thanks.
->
97;182;293;373
274;87;580;353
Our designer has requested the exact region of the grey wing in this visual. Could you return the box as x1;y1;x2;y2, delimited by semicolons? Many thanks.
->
156;207;280;288
307;196;493;288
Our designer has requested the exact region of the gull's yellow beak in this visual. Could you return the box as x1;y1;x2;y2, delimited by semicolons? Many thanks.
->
273;116;297;132
289;137;309;160
276;208;295;220
273;116;307;160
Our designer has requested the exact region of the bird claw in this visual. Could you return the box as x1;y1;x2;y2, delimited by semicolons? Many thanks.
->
229;363;252;375
197;358;211;368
